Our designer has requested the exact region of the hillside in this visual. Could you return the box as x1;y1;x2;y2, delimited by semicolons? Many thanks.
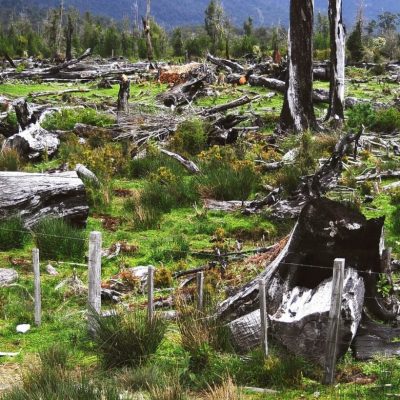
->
1;0;400;28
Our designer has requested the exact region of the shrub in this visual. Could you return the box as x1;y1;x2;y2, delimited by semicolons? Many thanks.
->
198;160;260;202
0;216;27;251
32;218;86;261
91;307;167;369
171;118;207;156
372;108;400;133
154;267;173;288
347;103;376;129
42;108;115;131
0;148;22;171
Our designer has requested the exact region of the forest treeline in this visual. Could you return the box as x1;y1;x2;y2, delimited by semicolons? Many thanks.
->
0;0;399;62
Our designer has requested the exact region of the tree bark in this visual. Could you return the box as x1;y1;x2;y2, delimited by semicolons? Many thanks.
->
279;0;316;133
326;0;346;122
117;75;130;112
0;171;89;228
143;0;154;66
65;14;74;61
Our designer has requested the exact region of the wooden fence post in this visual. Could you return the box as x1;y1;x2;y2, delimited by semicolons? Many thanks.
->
381;248;393;286
32;248;41;327
323;258;345;385
147;266;154;321
88;231;102;332
259;278;268;357
197;271;204;311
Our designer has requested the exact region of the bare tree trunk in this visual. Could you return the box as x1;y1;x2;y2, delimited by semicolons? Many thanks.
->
279;0;316;133
117;74;130;112
65;14;73;61
326;0;346;123
143;0;154;66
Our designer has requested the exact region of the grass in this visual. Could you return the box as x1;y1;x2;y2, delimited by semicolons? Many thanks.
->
0;148;22;171
0;216;27;251
32;218;86;262
91;307;167;369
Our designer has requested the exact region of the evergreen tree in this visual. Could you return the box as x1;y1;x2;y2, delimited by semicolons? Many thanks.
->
347;19;364;62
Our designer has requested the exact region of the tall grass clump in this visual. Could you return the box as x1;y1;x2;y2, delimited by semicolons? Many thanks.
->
42;108;115;131
32;218;86;261
91;307;167;369
0;216;27;251
198;160;260;202
1;344;120;400
171;118;207;156
0;148;22;171
204;376;241;400
176;296;233;373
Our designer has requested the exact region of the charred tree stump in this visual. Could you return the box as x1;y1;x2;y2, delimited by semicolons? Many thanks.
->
326;0;346;123
279;0;317;133
218;198;390;364
0;171;89;228
117;74;130;113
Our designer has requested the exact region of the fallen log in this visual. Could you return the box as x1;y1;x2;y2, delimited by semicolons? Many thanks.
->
352;318;400;360
75;164;100;186
356;169;400;182
0;269;18;286
160;149;200;174
207;53;245;74
29;88;91;99
44;48;92;74
0;171;89;228
157;75;207;108
218;198;390;364
200;95;261;116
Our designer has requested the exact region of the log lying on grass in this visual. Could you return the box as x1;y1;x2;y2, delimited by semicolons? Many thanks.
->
218;198;391;363
157;75;207;107
0;269;18;286
0;171;89;228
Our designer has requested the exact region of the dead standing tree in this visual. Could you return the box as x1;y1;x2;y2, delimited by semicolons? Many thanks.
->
142;0;154;68
279;0;317;133
117;74;131;113
326;0;346;123
65;13;74;61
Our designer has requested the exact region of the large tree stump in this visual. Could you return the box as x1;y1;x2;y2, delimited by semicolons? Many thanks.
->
0;171;89;228
117;74;130;112
218;198;389;364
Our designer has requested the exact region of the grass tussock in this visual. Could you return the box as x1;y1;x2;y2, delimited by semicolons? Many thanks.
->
32;218;86;261
0;148;22;171
204;376;241;400
91;307;167;369
0;216;27;251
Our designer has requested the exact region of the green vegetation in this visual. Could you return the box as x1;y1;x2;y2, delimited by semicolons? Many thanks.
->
32;218;86;261
0;216;27;251
42;108;115;131
0;149;22;172
91;308;167;369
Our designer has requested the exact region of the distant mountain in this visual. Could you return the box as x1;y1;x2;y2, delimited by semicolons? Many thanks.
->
2;0;400;28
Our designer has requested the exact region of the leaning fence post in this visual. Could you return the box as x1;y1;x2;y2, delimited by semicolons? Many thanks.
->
147;266;155;321
32;248;41;327
88;231;102;332
323;258;345;385
259;278;268;357
196;271;204;311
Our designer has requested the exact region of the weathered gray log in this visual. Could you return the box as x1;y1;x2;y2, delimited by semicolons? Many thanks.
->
207;53;245;74
4;124;59;160
207;114;247;145
75;164;100;186
356;169;400;182
352;318;400;360
160;149;200;174
279;0;317;132
326;0;346;122
218;198;388;362
0;171;89;228
44;48;91;74
29;88;90;99
0;269;18;286
14;99;37;130
157;75;207;108
200;95;261;116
